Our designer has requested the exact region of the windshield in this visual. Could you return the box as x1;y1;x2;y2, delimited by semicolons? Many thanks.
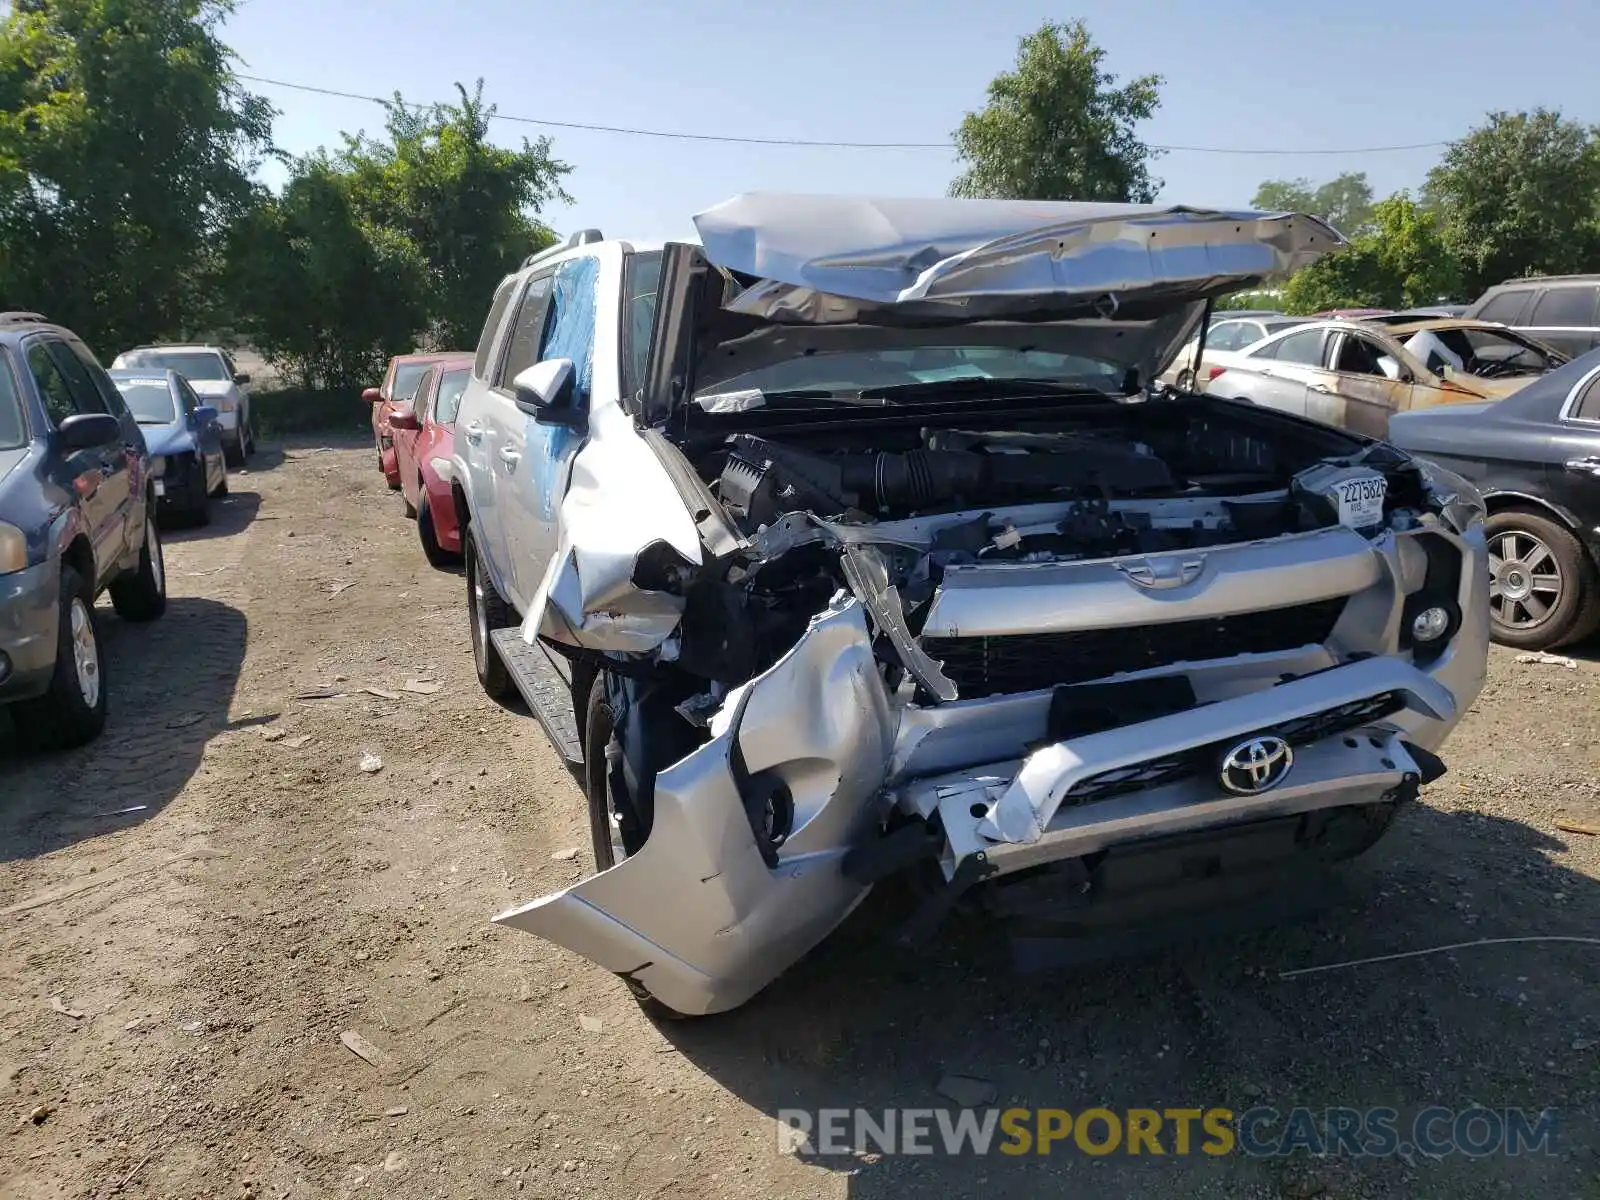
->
696;346;1125;407
434;371;469;423
391;362;433;402
0;357;25;449
114;377;178;424
117;350;230;382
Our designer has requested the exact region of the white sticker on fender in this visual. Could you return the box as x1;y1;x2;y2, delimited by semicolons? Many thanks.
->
153;480;165;497
1333;473;1385;528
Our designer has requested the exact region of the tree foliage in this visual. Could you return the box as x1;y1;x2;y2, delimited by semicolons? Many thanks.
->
336;81;570;348
1281;194;1456;314
1424;109;1600;297
0;0;274;349
951;20;1162;203
1251;172;1374;236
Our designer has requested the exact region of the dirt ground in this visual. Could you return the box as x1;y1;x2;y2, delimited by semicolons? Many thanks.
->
2;438;1597;1200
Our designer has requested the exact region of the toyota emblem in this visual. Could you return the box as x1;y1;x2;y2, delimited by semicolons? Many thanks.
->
1218;736;1294;794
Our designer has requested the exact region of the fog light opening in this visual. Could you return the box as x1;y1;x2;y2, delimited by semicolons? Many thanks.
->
1411;605;1451;643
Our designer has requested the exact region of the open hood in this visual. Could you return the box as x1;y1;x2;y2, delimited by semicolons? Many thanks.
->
638;194;1342;423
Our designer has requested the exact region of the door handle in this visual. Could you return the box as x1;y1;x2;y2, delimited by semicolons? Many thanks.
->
463;422;485;443
1565;457;1600;478
498;447;521;468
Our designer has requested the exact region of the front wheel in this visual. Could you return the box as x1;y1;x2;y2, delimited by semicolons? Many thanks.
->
465;527;515;701
1486;509;1600;649
416;493;455;569
10;567;108;750
109;513;167;622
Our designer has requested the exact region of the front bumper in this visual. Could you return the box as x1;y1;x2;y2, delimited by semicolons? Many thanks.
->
498;519;1490;1015
0;560;61;703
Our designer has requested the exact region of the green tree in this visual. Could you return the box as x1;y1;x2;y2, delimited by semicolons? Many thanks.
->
1251;172;1374;235
0;0;273;350
225;156;428;392
950;19;1162;203
338;81;570;347
1281;193;1457;313
1425;109;1600;297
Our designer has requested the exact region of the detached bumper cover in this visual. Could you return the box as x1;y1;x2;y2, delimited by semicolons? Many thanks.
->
0;560;60;701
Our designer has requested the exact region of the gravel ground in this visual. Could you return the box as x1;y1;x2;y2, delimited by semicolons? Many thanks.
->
1;438;1596;1200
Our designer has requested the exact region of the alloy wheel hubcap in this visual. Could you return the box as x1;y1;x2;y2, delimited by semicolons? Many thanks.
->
1489;530;1561;629
147;519;164;596
70;598;100;707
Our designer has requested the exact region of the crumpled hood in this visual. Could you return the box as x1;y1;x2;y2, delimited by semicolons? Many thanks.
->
686;194;1343;392
694;194;1341;320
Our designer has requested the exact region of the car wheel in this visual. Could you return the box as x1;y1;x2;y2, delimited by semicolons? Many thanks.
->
187;458;210;526
416;493;454;569
224;436;245;469
10;566;108;750
242;410;255;456
465;527;515;700
109;513;167;622
1485;509;1600;649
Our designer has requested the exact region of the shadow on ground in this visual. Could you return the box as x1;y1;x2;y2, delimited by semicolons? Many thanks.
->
0;596;248;862
163;489;262;542
660;803;1599;1199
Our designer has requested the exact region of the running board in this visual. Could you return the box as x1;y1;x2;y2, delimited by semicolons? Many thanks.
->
490;629;583;765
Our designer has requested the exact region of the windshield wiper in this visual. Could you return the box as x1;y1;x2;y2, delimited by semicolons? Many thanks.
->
858;377;1114;402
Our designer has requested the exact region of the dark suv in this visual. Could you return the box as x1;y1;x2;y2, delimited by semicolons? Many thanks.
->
1464;275;1600;358
0;312;167;750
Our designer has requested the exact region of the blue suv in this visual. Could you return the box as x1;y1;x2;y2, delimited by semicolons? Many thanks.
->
0;312;167;750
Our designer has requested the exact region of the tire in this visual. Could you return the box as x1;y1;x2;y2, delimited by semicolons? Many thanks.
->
186;458;210;526
465;527;515;700
224;436;245;469
402;479;417;520
242;410;255;456
109;512;167;622
416;493;454;569
213;469;228;498
9;566;108;750
1485;509;1600;650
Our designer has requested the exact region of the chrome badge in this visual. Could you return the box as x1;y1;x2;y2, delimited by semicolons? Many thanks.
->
1117;556;1204;590
1219;736;1294;794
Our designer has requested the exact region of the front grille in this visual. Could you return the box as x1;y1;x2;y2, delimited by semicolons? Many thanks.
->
921;597;1348;698
1060;689;1404;808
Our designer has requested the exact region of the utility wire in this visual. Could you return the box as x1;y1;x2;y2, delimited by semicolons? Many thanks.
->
235;71;1453;157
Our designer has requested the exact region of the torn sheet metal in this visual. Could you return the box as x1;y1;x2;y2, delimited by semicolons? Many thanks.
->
529;403;704;653
493;598;895;1016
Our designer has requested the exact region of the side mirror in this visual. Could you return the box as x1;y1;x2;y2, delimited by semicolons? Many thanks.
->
512;358;582;426
57;412;122;450
362;387;383;404
233;371;251;385
193;404;219;427
388;408;420;430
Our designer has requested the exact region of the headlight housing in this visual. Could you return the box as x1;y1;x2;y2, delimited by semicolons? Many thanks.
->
428;456;453;482
1415;459;1486;534
0;522;28;575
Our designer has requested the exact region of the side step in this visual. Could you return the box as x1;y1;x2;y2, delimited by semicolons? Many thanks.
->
490;628;583;765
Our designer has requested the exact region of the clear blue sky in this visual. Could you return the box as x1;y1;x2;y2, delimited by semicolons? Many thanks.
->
224;0;1597;244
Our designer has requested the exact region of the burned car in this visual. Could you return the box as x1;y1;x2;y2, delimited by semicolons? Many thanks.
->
450;195;1490;1017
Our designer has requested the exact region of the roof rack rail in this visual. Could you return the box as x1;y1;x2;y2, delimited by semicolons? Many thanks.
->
0;311;50;326
521;228;603;269
1496;272;1600;285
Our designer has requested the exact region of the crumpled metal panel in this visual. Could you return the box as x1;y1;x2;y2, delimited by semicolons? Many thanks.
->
529;403;703;653
493;599;895;1016
693;194;1343;316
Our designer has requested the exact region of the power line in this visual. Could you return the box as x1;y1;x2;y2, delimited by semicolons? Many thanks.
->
235;71;1452;157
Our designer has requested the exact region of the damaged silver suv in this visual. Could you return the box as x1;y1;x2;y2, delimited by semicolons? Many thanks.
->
451;195;1490;1017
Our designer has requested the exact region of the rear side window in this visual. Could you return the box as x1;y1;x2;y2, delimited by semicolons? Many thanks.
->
1264;329;1326;366
1572;371;1600;422
473;279;517;380
1530;286;1598;328
1476;289;1530;325
495;273;555;389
